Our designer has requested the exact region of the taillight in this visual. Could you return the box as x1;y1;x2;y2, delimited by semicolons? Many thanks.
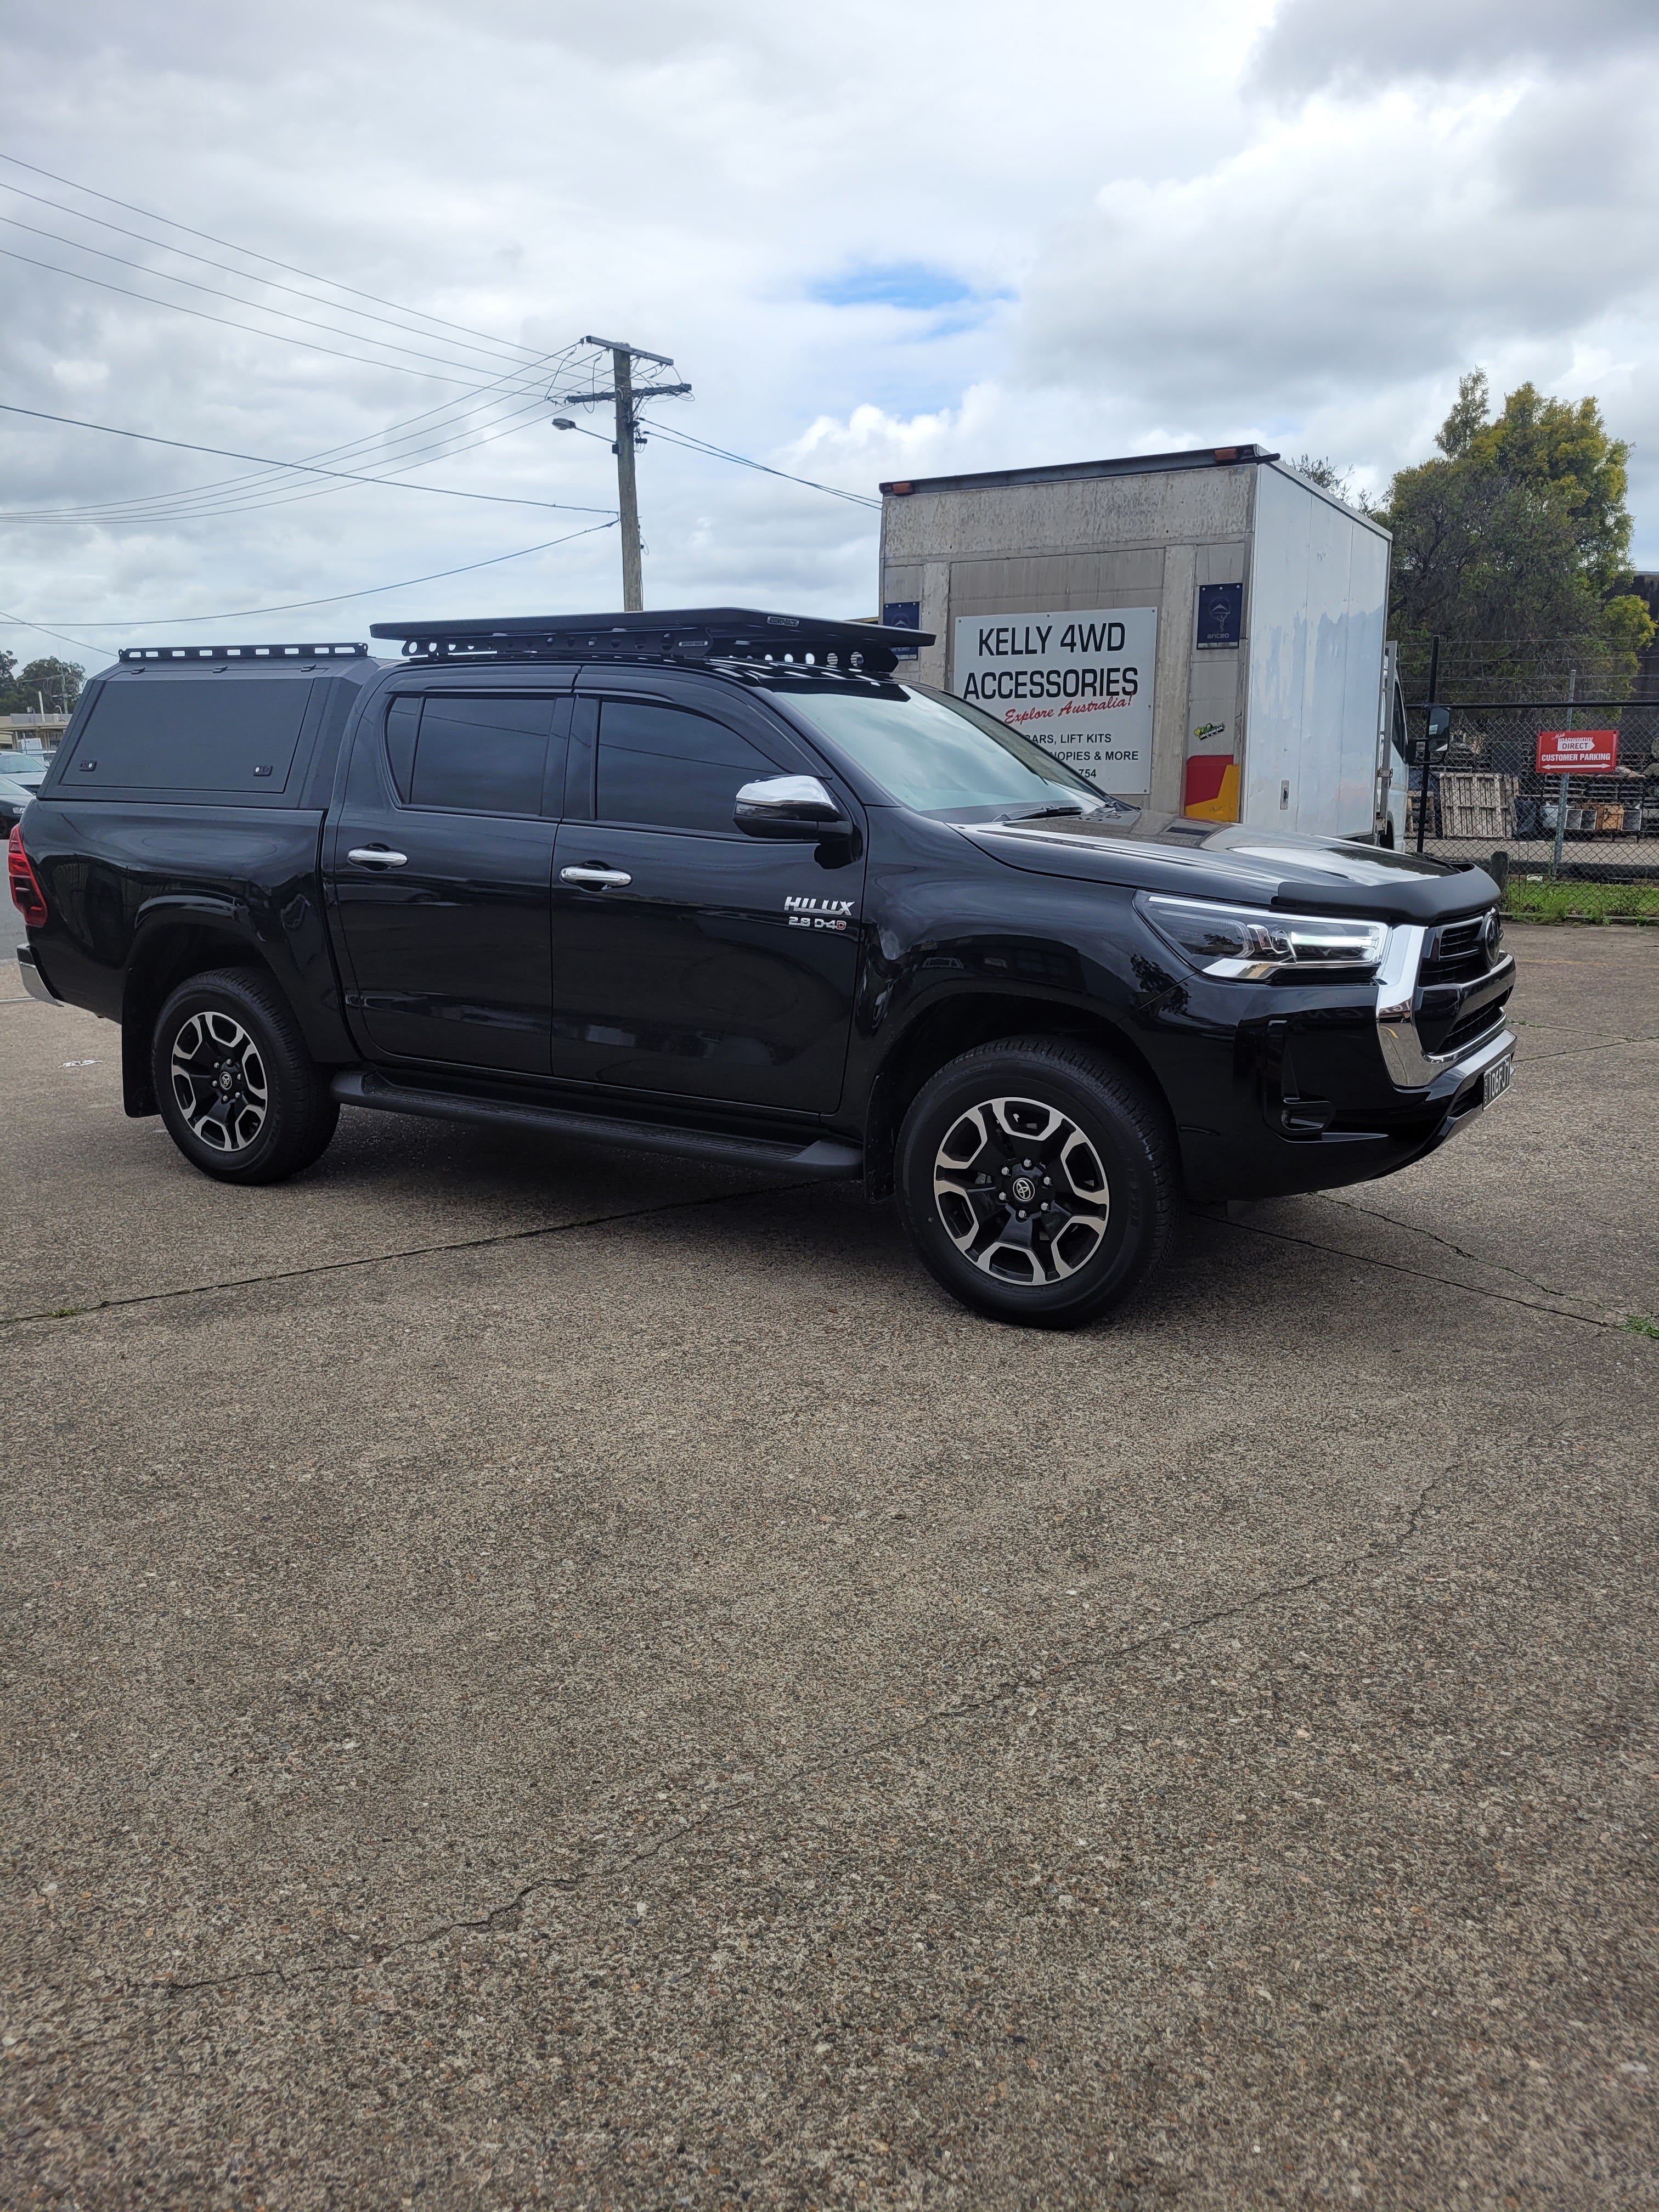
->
8;825;47;928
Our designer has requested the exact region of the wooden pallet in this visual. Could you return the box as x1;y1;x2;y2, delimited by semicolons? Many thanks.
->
1437;772;1518;838
1406;790;1439;839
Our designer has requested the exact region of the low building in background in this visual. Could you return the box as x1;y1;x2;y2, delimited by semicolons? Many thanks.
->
0;711;70;754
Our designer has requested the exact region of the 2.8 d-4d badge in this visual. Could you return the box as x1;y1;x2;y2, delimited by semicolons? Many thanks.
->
785;894;855;932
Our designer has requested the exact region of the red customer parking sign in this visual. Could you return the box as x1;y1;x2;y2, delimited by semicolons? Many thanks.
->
1537;729;1618;773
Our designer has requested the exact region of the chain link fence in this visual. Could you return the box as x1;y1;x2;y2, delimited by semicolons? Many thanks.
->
1401;701;1659;882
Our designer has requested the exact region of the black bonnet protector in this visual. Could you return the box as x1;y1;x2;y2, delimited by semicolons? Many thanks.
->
963;814;1497;924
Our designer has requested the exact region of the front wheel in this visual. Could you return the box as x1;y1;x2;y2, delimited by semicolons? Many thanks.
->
151;967;338;1185
896;1037;1177;1327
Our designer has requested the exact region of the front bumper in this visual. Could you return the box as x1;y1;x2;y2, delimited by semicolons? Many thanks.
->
15;945;61;1005
1166;917;1516;1203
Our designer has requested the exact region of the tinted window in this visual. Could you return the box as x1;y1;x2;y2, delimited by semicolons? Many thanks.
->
409;696;555;816
597;701;773;833
64;676;314;793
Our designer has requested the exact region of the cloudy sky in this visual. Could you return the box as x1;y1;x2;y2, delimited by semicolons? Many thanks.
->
3;0;1657;676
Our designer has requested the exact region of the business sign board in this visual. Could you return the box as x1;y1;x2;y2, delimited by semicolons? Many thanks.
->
1536;729;1618;774
953;607;1158;793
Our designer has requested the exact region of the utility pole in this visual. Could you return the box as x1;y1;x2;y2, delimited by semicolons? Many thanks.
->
611;349;644;613
561;337;692;612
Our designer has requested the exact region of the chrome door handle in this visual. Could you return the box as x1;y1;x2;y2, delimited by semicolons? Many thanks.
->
347;847;408;867
560;866;632;889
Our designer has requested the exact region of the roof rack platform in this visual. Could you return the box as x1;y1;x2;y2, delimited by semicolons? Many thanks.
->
368;607;933;675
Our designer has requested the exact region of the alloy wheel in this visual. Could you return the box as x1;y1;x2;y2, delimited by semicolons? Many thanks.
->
169;1009;269;1153
932;1093;1110;1285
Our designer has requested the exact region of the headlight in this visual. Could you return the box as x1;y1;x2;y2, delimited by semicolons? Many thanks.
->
1139;893;1390;980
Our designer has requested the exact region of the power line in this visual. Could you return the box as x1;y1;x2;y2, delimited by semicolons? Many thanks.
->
2;352;582;525
0;401;616;516
1;396;543;520
0;211;552;382
16;518;619;627
0;244;551;391
0;155;597;525
645;422;881;509
4;397;557;527
0;180;545;370
0;153;552;365
554;403;880;515
0;609;110;656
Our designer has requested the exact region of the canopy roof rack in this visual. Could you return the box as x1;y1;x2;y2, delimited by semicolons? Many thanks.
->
368;607;934;676
117;642;368;662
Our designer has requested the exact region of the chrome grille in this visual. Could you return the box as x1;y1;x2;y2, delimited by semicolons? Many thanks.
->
1423;910;1500;981
1436;918;1484;961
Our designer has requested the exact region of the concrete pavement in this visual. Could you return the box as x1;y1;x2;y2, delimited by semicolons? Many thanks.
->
2;925;1656;2209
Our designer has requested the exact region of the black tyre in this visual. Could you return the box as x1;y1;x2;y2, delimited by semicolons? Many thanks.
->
896;1036;1177;1328
151;967;338;1186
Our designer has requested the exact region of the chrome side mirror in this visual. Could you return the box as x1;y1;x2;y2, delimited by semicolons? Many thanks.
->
733;774;849;839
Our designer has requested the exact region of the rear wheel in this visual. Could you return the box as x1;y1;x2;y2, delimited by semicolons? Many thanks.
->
896;1037;1176;1327
151;967;338;1185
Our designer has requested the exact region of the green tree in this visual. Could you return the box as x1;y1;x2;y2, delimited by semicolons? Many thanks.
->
0;656;84;715
1382;370;1655;698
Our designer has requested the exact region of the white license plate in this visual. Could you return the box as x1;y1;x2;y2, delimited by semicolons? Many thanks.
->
1482;1054;1514;1107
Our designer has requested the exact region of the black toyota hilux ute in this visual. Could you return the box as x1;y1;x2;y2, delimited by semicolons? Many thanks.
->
10;610;1516;1327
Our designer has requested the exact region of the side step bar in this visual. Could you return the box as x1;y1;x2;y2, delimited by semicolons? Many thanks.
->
329;1068;863;1181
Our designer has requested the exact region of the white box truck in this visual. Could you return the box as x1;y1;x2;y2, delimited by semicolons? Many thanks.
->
878;443;1401;843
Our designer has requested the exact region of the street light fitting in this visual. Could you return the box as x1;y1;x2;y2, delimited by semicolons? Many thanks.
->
551;417;577;430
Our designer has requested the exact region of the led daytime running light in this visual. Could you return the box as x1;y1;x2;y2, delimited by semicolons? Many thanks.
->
1141;893;1389;980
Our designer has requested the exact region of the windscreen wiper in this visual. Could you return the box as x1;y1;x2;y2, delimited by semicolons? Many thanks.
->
995;804;1087;823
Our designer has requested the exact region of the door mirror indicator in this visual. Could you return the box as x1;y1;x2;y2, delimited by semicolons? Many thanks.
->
733;774;849;839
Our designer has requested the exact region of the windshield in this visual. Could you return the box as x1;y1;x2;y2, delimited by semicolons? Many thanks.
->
780;681;1126;821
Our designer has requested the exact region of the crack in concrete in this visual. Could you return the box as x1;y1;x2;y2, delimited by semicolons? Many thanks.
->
0;1177;814;1330
1207;1209;1645;1337
1313;1195;1628;1323
1516;1032;1658;1064
143;1465;1458;2006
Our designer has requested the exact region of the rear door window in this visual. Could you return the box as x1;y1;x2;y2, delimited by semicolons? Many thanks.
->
595;701;775;834
63;675;315;794
394;695;565;816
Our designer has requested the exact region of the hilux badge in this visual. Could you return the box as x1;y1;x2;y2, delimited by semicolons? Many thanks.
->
784;894;855;932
